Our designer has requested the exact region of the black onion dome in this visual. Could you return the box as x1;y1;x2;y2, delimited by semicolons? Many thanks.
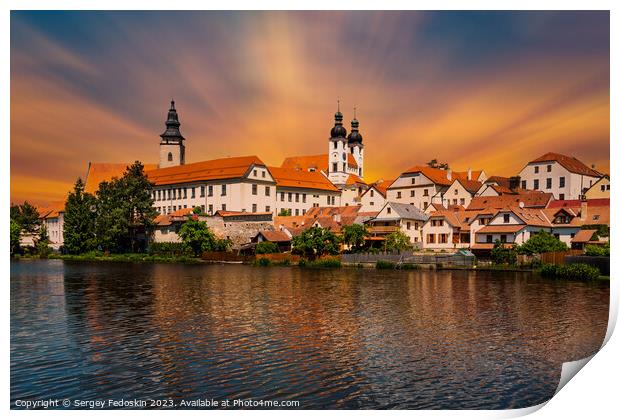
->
330;109;347;138
347;118;363;144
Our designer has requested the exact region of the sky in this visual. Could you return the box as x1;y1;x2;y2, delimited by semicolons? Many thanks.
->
10;11;610;205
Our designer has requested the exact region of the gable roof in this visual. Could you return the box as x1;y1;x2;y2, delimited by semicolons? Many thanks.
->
85;162;158;194
484;176;512;189
427;209;465;228
146;156;265;186
528;152;602;177
571;229;597;243
451;178;483;194
268;166;339;192
346;173;367;186
257;230;291;242
401;166;484;186
39;201;66;219
379;202;428;221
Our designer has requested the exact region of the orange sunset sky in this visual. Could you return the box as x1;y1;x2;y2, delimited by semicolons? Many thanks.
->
10;11;610;206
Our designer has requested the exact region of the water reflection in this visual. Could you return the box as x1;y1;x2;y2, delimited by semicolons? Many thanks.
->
11;261;609;409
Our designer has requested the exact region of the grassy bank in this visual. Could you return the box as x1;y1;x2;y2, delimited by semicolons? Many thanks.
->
50;252;203;264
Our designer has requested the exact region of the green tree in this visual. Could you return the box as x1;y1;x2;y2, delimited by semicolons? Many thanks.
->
94;161;157;253
385;231;410;252
342;224;368;251
10;219;21;256
178;219;218;256
10;201;40;235
35;224;51;257
193;206;207;216
278;209;292;216
516;231;568;255
256;241;279;254
491;240;517;265
291;226;340;258
63;178;97;254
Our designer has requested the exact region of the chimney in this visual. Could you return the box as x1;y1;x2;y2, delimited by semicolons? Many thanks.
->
467;168;472;181
580;198;588;222
447;168;452;181
509;176;521;191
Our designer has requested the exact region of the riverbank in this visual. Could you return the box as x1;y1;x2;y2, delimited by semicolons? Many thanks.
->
47;253;204;264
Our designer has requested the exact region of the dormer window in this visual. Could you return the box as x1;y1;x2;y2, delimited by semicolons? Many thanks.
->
167;152;173;161
503;214;510;223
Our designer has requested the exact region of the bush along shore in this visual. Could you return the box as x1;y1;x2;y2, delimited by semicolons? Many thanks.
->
49;251;203;264
539;263;603;281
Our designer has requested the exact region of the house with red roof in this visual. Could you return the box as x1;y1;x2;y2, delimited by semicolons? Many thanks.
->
518;152;603;200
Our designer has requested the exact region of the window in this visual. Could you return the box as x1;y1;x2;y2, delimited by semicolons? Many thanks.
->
431;219;444;227
370;190;374;197
500;234;507;243
265;186;270;196
452;199;457;205
410;190;415;197
191;187;195;198
439;234;448;244
454;189;459;195
427;234;436;244
253;169;257;177
265;206;270;212
414;222;419;230
486;235;493;243
206;185;211;197
406;222;411;230
222;204;226;211
288;193;292;202
208;204;213;214
173;205;177;211
168;152;173;162
423;202;428;209
559;194;565;200
295;193;299;202
302;194;306;203
280;192;285;201
521;180;527;189
593;215;600;221
370;201;374;206
302;209;306;215
262;171;266;178
221;185;227;196
387;207;391;214
252;184;258;195
342;163;346;172
411;178;416;185
252;204;257;213
534;166;539;174
397;191;402;199
601;185;605;192
157;190;161;201
547;164;552;172
333;163;337;172
546;178;552;189
460;198;465;205
534;179;539;189
423;189;429;197
559;177;565;188
295;209;299;216
503;214;510;223
183;187;187;199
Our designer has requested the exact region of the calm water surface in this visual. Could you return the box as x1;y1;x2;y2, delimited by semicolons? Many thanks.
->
11;260;609;409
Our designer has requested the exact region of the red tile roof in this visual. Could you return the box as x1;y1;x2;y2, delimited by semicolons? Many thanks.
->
281;154;328;172
529;152;603;177
268;166;339;192
476;224;526;234
467;192;552;210
146;156;265;186
85;162;158;194
346;173;367;186
571;229;597;243
258;230;291;242
402;166;483;186
39;201;65;219
547;198;610;208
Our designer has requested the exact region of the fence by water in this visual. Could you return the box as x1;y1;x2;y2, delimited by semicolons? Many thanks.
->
341;250;475;267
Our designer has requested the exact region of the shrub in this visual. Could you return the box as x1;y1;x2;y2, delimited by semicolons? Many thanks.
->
515;231;568;255
539;263;600;281
149;242;190;256
400;263;420;270
491;241;517;265
254;257;272;267
376;260;396;269
255;241;279;254
585;243;610;257
385;231;410;252
273;258;291;266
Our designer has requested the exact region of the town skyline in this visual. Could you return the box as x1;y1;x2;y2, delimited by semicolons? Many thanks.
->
11;11;610;205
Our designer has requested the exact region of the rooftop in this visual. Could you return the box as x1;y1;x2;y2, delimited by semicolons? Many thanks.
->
528;152;602;177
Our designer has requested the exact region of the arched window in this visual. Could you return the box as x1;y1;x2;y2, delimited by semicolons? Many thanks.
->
167;152;173;162
342;152;346;161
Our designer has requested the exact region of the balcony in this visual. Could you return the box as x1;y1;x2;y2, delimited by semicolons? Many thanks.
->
367;225;401;235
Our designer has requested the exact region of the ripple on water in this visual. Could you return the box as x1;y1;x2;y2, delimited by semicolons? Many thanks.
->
11;261;609;409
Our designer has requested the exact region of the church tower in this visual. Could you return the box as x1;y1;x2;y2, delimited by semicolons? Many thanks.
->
347;108;364;178
327;102;349;185
159;100;185;168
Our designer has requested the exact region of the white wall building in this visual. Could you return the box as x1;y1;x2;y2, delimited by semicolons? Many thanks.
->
365;202;428;245
518;152;603;200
